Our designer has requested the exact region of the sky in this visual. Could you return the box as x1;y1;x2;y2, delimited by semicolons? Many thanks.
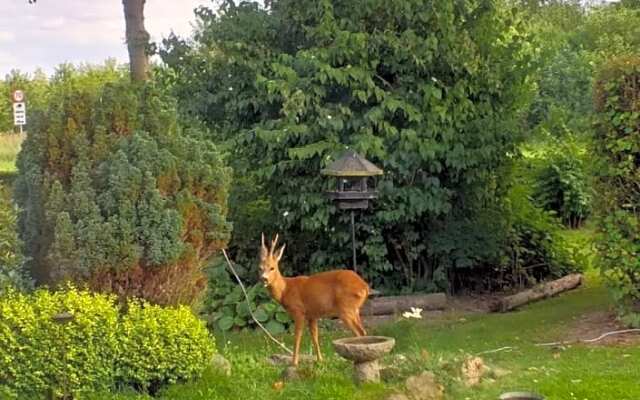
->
0;0;212;77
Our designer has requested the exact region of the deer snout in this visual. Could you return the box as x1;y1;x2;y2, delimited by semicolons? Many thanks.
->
261;272;270;286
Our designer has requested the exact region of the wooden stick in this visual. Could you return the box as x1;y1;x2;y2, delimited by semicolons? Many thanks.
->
535;328;640;347
221;249;293;355
476;346;516;355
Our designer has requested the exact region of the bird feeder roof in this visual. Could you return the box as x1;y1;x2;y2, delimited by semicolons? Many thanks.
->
321;151;383;177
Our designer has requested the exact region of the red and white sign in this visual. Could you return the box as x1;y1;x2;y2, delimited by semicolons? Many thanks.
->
11;90;25;103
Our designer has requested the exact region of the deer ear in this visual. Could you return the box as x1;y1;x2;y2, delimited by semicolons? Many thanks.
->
275;244;286;262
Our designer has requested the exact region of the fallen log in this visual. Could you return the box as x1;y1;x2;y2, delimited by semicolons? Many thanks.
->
490;273;583;312
362;293;447;316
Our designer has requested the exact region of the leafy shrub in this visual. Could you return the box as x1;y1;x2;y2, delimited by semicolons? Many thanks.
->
118;301;215;392
204;262;291;334
531;136;592;228
0;185;31;295
0;288;119;399
593;55;640;325
162;0;537;292
0;288;215;398
15;68;231;305
504;183;578;286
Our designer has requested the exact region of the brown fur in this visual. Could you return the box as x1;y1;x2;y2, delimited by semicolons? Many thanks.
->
260;234;369;366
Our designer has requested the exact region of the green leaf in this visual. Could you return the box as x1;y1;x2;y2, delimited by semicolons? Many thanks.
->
275;311;290;323
264;320;285;335
217;316;234;331
253;307;269;322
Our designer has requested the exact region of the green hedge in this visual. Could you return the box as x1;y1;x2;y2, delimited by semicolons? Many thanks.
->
0;288;215;398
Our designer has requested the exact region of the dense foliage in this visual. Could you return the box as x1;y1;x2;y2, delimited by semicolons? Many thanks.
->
161;0;549;293
15;66;231;305
0;186;31;295
204;262;292;333
529;136;591;228
593;55;640;326
0;288;215;399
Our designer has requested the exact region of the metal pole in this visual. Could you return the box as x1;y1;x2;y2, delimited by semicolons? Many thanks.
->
19;124;23;134
351;210;357;272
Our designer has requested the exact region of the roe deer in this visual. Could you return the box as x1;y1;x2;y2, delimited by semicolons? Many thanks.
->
259;233;369;366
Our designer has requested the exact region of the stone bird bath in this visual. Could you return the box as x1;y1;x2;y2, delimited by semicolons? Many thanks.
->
332;336;395;384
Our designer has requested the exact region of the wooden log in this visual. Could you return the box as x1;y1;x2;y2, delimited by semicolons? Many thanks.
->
491;273;583;312
361;293;447;316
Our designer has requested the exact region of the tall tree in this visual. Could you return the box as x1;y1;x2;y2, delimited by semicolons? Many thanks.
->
122;0;150;81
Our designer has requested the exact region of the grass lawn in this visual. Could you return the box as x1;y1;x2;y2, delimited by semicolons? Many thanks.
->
92;274;639;400
0;133;24;173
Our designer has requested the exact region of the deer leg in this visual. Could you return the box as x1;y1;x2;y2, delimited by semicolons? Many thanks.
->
308;318;323;362
355;312;367;336
340;312;364;337
292;317;304;366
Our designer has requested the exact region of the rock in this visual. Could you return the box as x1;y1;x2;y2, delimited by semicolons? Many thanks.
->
405;371;444;400
267;353;316;366
281;366;301;381
386;394;410;400
461;356;487;387
211;354;231;376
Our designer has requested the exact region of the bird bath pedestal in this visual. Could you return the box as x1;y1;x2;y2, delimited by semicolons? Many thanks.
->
332;336;395;384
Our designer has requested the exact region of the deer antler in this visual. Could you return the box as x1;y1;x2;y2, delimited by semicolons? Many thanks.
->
271;234;279;254
261;232;268;258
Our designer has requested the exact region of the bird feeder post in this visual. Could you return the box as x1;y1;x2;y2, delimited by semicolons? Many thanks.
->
321;150;384;272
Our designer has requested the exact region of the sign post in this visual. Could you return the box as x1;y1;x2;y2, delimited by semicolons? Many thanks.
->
11;90;26;133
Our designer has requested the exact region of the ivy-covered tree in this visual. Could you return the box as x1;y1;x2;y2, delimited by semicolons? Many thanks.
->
161;0;539;292
15;71;231;305
593;56;640;326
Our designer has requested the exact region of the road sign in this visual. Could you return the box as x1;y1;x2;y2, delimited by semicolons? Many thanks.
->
13;102;26;126
11;90;25;103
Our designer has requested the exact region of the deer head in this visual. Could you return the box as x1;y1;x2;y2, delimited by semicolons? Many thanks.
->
259;233;285;287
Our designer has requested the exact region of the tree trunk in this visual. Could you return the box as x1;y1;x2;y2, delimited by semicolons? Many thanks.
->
123;0;149;82
490;273;583;312
361;293;447;316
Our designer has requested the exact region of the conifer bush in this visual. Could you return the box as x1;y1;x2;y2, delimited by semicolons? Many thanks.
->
15;76;231;305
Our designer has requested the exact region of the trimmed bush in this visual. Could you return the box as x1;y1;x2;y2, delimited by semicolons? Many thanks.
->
0;289;119;398
0;288;215;398
118;301;215;392
593;55;640;326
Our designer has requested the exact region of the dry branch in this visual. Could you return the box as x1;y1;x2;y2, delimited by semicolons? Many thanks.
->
490;273;583;312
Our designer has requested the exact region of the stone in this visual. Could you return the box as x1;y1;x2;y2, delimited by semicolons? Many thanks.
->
405;371;444;400
281;366;301;381
267;353;315;366
211;354;231;376
461;356;487;387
